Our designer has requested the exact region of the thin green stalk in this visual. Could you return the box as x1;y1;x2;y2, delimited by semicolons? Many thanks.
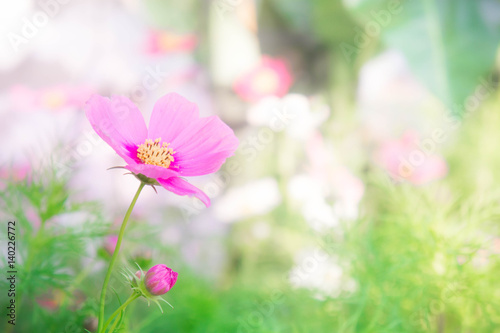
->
97;182;145;333
107;315;122;333
102;292;140;333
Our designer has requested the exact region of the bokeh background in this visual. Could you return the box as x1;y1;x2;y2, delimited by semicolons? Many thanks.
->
2;0;500;332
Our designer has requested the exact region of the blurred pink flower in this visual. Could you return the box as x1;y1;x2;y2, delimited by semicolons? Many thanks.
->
302;132;365;225
103;235;118;255
492;238;500;255
0;164;32;191
9;86;37;111
144;264;178;296
84;93;238;207
36;290;63;311
36;289;85;311
306;132;331;182
145;30;197;54
25;207;42;230
233;56;292;102
10;85;94;112
0;164;31;182
306;133;364;202
375;131;448;184
41;85;94;111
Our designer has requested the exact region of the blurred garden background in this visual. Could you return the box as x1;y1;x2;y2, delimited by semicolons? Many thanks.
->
2;0;500;332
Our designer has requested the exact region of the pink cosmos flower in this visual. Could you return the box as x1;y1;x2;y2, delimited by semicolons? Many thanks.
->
233;56;292;102
375;131;448;185
84;93;238;207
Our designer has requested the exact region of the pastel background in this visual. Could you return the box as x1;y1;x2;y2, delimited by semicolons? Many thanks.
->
1;1;500;332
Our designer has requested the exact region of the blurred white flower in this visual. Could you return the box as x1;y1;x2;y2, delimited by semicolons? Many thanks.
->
287;174;338;231
302;197;338;231
287;174;326;203
288;167;364;231
209;0;260;86
251;221;271;240
330;166;365;221
214;177;281;223
357;50;438;141
342;0;363;9
289;248;356;298
246;94;329;140
31;1;146;88
0;101;81;168
305;132;365;226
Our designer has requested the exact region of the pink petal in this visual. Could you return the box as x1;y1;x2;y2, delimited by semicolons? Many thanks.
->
125;162;178;180
170;271;179;286
157;177;210;207
148;93;199;143
85;95;147;164
148;93;239;176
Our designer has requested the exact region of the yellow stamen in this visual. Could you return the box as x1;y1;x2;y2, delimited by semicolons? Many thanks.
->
137;138;175;168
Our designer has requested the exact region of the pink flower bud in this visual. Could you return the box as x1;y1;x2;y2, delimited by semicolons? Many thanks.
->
144;264;178;296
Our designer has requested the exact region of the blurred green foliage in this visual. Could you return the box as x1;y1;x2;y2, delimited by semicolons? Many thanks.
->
2;0;500;332
313;0;500;116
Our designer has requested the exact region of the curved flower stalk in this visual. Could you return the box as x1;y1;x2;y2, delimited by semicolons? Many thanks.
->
85;93;238;332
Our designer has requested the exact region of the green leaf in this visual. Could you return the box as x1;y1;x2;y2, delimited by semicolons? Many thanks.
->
348;0;500;116
268;0;314;35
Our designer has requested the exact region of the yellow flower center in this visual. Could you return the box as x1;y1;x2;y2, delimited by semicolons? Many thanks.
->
252;68;279;94
42;91;65;109
137;138;175;168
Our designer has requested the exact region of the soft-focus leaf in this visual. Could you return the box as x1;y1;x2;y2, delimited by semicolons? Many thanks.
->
346;0;500;116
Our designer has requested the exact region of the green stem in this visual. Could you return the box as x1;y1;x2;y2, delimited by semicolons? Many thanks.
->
102;292;140;333
107;315;122;333
97;182;145;333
